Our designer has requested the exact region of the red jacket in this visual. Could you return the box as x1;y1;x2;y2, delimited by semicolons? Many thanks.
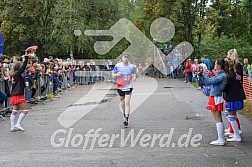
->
185;62;192;73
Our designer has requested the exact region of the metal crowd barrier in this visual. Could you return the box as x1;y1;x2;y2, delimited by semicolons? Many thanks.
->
0;70;76;111
24;75;54;101
35;76;42;98
74;70;115;84
61;72;69;90
101;70;114;83
42;75;54;97
0;68;119;112
68;71;74;86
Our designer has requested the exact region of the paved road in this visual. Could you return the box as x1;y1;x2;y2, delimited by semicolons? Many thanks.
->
0;78;251;167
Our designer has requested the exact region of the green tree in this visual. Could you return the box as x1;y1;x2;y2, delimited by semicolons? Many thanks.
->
1;0;251;61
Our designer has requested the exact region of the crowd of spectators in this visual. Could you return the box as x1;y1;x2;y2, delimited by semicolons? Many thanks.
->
0;51;251;112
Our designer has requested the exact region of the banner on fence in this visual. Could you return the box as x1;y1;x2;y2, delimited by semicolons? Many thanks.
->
0;34;3;54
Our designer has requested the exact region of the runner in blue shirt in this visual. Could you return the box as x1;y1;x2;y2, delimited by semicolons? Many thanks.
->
112;53;136;126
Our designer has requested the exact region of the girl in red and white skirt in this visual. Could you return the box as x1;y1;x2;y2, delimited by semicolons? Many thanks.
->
199;58;229;146
9;52;32;132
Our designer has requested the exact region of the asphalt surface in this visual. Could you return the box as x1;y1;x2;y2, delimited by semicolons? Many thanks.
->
0;78;251;167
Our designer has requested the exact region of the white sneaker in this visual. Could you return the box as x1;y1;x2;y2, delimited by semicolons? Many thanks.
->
225;128;230;133
210;140;225;146
227;137;241;142
10;127;19;132
224;131;233;137
229;130;243;138
14;125;25;132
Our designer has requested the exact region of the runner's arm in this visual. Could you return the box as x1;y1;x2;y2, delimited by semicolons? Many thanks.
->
112;66;119;78
132;73;136;82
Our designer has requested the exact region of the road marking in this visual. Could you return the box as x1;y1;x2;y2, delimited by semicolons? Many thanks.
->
133;92;172;96
58;78;159;128
58;83;113;128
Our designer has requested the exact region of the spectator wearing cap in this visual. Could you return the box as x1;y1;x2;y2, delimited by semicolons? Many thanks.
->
43;58;49;63
185;59;193;82
49;56;53;61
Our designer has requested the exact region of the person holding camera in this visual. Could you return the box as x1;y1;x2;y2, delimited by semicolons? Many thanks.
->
199;58;229;146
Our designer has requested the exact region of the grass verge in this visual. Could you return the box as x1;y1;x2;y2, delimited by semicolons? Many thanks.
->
239;100;252;119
